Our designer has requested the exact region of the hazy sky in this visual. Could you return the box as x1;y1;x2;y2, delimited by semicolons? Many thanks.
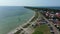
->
0;0;60;6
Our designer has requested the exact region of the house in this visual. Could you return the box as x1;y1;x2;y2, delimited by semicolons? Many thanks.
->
55;12;60;18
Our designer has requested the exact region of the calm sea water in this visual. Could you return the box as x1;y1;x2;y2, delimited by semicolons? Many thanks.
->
0;6;34;34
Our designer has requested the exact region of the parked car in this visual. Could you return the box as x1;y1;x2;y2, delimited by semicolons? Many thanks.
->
54;24;57;27
59;28;60;31
49;27;53;30
49;27;54;34
50;29;54;34
48;24;51;27
56;25;60;29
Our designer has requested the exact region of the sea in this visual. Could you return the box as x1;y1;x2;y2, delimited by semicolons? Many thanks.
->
0;6;34;34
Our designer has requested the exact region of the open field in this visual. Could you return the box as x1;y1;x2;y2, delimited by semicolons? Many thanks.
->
32;24;51;34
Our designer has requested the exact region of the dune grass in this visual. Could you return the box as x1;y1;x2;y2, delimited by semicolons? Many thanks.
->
30;12;39;22
32;24;51;34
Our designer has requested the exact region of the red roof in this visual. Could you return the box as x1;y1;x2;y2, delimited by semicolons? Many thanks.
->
56;21;60;25
55;13;60;18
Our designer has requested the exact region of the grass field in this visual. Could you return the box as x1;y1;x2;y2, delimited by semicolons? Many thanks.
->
32;24;51;34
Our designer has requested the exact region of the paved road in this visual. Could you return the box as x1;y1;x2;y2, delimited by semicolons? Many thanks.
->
40;12;60;34
20;11;40;34
20;12;60;34
8;11;60;34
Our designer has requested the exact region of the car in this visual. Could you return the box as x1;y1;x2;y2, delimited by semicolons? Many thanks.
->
32;24;36;28
32;23;38;28
56;25;60;29
48;24;51;27
58;27;60;31
49;27;53;30
50;30;54;34
54;24;57;27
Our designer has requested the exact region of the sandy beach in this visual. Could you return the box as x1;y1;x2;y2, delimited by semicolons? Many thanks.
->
8;11;35;34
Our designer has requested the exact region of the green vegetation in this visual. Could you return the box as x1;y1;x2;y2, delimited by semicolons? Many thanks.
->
23;23;30;28
30;11;39;22
32;24;51;34
14;29;23;34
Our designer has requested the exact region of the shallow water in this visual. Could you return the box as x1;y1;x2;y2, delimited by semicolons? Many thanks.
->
0;6;34;34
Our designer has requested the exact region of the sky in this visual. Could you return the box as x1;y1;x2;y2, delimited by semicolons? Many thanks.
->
0;0;60;6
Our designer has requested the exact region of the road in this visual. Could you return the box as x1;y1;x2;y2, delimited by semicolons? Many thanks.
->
40;12;60;34
20;11;40;34
20;12;60;34
8;11;60;34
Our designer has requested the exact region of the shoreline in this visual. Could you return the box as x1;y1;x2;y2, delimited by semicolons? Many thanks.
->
8;11;35;34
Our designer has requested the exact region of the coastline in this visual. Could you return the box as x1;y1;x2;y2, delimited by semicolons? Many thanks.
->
8;11;35;34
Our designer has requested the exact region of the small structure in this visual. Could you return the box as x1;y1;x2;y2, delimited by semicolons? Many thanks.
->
55;12;60;18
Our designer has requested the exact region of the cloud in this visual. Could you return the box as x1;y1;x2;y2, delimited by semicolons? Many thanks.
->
0;0;60;6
